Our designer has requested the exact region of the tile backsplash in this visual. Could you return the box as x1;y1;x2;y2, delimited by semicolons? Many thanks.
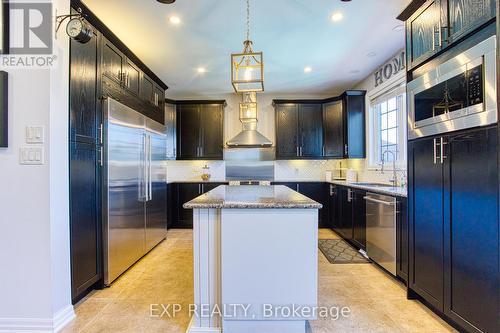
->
166;159;406;185
165;160;226;182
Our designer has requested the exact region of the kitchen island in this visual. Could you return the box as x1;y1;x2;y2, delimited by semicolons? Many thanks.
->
183;185;322;333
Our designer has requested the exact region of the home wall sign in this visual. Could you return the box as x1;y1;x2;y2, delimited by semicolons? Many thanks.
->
374;51;405;87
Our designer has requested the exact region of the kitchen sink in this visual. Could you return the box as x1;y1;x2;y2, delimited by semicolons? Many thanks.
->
352;182;396;188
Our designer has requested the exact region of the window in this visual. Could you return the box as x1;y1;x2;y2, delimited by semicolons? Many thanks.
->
368;82;407;169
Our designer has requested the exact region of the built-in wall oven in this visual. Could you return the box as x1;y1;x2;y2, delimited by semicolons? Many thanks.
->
407;36;497;140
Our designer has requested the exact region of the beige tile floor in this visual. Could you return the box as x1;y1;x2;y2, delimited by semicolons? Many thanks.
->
62;229;456;333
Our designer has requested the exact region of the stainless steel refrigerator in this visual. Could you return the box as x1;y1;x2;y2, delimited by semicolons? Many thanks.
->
103;97;167;285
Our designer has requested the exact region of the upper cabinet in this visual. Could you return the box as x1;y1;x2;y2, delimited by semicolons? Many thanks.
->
176;102;225;160
165;102;177;160
323;91;366;159
275;103;323;159
100;36;166;123
274;91;366;160
447;0;495;42
404;0;496;69
406;0;443;69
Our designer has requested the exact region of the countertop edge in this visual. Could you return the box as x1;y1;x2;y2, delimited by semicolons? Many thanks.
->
328;180;407;198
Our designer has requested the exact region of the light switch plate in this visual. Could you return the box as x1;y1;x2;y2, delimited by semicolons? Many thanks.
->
19;147;44;165
26;126;44;144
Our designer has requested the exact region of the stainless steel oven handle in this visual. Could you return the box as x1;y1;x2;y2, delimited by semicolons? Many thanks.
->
363;196;395;206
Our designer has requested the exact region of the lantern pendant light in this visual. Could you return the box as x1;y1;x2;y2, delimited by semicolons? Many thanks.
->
231;0;264;93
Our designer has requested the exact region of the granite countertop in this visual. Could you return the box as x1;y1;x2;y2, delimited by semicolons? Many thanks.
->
183;185;323;209
328;180;407;198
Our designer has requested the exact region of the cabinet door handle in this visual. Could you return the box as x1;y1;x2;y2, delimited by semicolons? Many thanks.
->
299;146;303;157
330;185;336;196
440;137;447;164
99;123;103;145
323;146;325;156
344;144;348;156
296;146;299;157
433;138;438;164
98;147;103;167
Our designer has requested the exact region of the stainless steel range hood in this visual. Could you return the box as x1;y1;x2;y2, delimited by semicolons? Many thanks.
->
227;122;273;147
226;92;273;148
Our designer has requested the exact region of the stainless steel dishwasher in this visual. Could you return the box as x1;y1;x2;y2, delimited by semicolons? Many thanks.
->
365;192;397;275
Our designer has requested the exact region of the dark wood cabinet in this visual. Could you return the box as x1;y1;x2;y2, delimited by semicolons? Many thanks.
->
323;100;344;158
101;37;124;84
396;197;409;284
200;104;224;159
405;0;496;69
176;102;224;160
406;0;443;69
177;104;200;159
69;23;102;304
323;91;366;159
351;189;366;250
344;92;366;158
408;126;498;332
275;104;299;158
448;0;495;43
172;182;228;228
337;187;354;241
443;127;498;333
165;102;176;159
123;58;140;96
275;103;323;159
70;142;101;303
101;36;166;121
408;135;445;311
327;184;341;231
141;74;154;105
297;182;329;228
298;105;323;158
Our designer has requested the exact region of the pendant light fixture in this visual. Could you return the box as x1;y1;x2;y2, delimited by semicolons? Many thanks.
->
231;0;264;93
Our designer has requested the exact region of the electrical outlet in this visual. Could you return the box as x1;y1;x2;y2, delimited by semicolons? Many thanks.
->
19;147;44;165
26;126;44;144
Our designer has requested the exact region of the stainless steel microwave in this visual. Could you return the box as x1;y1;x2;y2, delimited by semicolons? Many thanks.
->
407;36;497;140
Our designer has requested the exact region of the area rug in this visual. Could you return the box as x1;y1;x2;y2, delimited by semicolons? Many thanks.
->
318;239;371;264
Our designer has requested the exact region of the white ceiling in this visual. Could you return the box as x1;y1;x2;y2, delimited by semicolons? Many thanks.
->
82;0;410;99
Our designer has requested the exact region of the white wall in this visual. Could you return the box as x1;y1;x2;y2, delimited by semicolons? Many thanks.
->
348;49;407;184
0;0;73;331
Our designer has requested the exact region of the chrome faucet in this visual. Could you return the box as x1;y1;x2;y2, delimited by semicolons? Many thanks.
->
381;150;398;187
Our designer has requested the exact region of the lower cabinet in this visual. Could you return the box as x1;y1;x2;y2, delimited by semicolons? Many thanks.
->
69;142;101;303
272;182;329;228
396;197;409;284
351;189;366;250
297;182;329;228
409;126;499;333
337;186;354;241
171;182;227;228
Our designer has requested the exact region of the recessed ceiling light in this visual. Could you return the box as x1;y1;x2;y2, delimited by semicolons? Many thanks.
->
304;66;312;73
366;52;377;58
392;24;404;32
158;0;176;3
169;16;181;25
331;12;343;22
197;67;207;74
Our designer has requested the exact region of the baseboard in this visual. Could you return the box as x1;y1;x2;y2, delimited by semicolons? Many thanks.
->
0;305;75;333
53;305;75;332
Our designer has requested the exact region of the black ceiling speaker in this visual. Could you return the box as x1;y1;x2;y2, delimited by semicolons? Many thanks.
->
157;0;176;3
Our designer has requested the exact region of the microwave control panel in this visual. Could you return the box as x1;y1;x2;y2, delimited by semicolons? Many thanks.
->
467;65;483;106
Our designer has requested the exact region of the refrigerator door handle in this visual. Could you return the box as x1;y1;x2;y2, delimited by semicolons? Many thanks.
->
148;134;153;201
141;133;148;202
